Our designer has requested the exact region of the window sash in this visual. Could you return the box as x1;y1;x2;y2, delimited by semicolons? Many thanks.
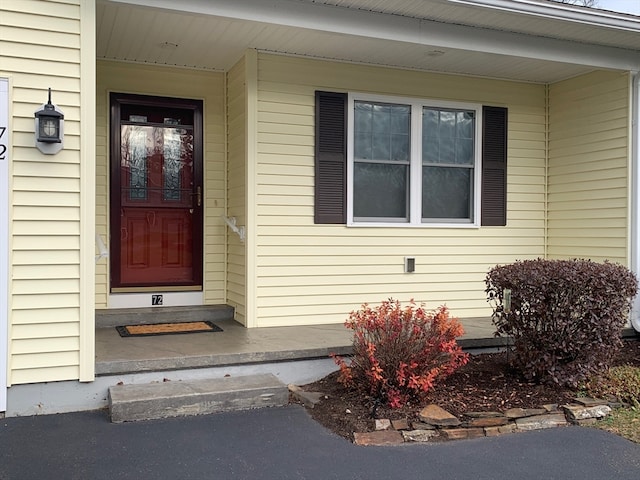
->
422;106;476;223
353;161;410;221
422;164;474;223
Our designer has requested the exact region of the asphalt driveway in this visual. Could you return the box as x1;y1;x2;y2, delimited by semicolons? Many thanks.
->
1;405;638;480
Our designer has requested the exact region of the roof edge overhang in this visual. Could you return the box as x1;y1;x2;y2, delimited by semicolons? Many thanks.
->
448;0;640;32
107;0;639;73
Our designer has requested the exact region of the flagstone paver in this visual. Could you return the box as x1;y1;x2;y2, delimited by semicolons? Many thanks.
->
353;430;404;446
418;404;461;426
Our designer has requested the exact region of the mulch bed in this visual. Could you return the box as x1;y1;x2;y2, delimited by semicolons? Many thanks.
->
297;338;640;441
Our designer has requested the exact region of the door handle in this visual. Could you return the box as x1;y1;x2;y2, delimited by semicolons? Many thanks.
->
191;186;202;207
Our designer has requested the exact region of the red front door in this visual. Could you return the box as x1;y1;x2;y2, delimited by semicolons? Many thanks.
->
110;94;203;291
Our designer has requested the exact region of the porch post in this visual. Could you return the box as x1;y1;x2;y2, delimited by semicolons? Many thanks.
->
630;71;640;332
79;0;96;381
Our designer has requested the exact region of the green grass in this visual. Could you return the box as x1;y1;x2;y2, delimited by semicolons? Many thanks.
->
584;364;640;443
595;407;640;443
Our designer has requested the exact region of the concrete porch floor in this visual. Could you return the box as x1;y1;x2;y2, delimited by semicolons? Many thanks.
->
95;317;502;376
9;317;636;417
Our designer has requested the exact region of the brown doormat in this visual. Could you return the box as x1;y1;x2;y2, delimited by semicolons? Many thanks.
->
116;321;223;337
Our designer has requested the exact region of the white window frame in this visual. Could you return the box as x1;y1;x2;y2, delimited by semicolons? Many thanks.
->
346;92;482;228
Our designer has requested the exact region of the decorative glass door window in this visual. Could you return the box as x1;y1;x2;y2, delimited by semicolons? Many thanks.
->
125;127;148;200
163;128;192;201
120;125;194;207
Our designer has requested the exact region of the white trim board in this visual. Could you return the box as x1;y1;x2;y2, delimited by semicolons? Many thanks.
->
108;291;204;309
0;77;10;411
631;71;640;332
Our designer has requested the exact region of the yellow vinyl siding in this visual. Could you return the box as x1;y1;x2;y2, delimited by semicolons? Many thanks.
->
547;71;629;263
95;61;226;306
11;307;80;324
12;352;79;370
12;336;80;355
0;0;92;384
13;264;79;280
226;56;248;325
252;53;547;326
12;293;79;311
11;366;80;385
13;278;79;295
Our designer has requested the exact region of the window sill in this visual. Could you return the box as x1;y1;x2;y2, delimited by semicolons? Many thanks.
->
347;222;481;229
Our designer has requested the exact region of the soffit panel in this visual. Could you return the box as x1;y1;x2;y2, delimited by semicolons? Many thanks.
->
96;1;630;83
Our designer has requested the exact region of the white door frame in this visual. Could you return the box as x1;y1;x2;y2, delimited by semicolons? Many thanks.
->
0;77;10;411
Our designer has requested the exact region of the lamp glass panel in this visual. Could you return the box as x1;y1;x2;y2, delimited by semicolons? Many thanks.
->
41;119;58;138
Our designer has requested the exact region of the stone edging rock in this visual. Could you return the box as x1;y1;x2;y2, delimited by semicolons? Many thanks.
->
288;385;616;446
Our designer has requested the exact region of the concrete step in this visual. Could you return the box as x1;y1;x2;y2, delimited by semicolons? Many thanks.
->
108;373;288;423
96;304;234;328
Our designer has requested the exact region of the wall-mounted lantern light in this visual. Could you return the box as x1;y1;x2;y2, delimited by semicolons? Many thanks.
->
34;88;64;155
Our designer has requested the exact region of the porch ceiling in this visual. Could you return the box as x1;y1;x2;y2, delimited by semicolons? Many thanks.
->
97;0;640;84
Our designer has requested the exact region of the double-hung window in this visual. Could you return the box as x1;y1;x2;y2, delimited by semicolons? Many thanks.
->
314;91;507;227
348;93;481;226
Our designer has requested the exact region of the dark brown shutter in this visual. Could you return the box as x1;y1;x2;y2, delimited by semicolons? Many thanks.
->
315;91;347;224
481;106;508;226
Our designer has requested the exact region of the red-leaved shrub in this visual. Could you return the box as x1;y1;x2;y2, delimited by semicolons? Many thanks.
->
333;299;469;408
486;259;638;387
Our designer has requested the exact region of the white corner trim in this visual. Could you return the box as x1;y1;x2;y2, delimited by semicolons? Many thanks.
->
631;71;640;333
244;48;259;328
79;0;96;382
0;77;10;410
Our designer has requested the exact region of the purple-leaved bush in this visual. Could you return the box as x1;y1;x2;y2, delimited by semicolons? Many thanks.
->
486;259;637;387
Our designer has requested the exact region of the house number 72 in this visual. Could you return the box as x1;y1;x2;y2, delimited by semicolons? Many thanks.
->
0;127;6;161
